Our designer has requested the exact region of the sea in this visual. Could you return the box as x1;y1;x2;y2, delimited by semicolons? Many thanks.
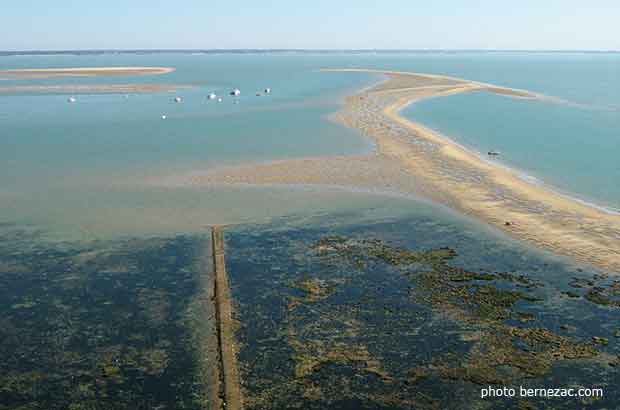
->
1;51;618;410
2;51;619;238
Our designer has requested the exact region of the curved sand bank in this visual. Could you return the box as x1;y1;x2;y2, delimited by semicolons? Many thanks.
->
168;69;620;273
0;66;175;79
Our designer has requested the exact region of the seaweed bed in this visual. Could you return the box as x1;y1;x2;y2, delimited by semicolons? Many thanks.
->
1;209;619;410
226;213;620;410
0;225;215;410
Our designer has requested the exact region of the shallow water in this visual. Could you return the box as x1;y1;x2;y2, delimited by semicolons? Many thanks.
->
0;225;215;409
403;89;620;210
2;52;619;236
3;201;617;409
226;208;619;410
1;51;619;410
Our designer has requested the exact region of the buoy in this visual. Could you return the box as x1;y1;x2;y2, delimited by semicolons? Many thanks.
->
174;96;183;103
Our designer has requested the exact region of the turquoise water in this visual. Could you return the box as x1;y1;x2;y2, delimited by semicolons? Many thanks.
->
1;52;619;237
1;54;379;237
2;52;618;410
399;53;620;209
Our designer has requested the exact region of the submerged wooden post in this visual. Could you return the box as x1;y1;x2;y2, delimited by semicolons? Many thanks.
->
211;226;243;410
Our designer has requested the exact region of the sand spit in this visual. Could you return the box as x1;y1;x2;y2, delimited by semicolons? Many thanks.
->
172;69;620;273
0;83;191;94
0;66;175;79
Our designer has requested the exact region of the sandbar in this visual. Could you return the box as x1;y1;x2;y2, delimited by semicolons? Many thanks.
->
0;66;175;79
164;69;620;273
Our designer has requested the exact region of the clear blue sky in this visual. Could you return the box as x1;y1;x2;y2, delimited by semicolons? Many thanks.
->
3;0;619;50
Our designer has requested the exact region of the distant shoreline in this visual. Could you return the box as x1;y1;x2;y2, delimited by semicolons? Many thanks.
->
1;49;619;57
0;66;175;79
172;69;620;272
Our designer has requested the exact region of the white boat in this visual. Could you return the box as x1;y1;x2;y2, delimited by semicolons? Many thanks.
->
264;88;271;94
208;93;217;100
217;98;223;102
161;115;167;120
174;96;183;103
67;97;76;103
230;88;241;96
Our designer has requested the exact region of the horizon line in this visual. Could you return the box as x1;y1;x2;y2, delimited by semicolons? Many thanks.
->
1;48;619;55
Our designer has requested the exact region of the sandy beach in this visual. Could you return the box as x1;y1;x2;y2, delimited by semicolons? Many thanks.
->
163;69;620;273
0;66;175;79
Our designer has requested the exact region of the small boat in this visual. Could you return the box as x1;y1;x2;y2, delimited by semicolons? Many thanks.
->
208;93;217;100
174;96;183;103
161;115;167;120
230;88;241;96
67;97;76;103
488;150;501;156
256;92;262;96
264;88;271;94
217;98;223;102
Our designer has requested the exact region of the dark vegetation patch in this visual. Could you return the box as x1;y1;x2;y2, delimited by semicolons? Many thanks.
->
229;225;617;410
0;227;211;410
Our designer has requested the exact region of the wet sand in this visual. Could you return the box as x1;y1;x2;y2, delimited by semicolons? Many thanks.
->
0;66;175;79
168;69;620;273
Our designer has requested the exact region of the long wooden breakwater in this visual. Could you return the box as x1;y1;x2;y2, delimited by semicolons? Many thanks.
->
211;226;243;410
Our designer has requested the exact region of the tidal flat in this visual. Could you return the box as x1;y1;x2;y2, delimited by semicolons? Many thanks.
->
184;70;620;273
0;67;175;79
0;225;217;410
225;211;620;410
1;209;619;409
2;52;620;410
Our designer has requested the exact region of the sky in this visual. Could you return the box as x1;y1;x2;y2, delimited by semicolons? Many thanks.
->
2;0;619;51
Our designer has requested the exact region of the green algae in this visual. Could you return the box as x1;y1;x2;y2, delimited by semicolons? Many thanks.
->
585;288;620;307
591;336;609;346
10;298;37;310
226;220;619;410
316;236;544;323
314;236;457;268
288;278;336;310
565;275;620;308
562;290;581;299
421;325;598;386
289;339;389;380
0;229;214;410
309;236;602;387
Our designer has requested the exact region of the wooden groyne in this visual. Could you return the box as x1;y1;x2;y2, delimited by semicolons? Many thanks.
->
211;226;243;410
